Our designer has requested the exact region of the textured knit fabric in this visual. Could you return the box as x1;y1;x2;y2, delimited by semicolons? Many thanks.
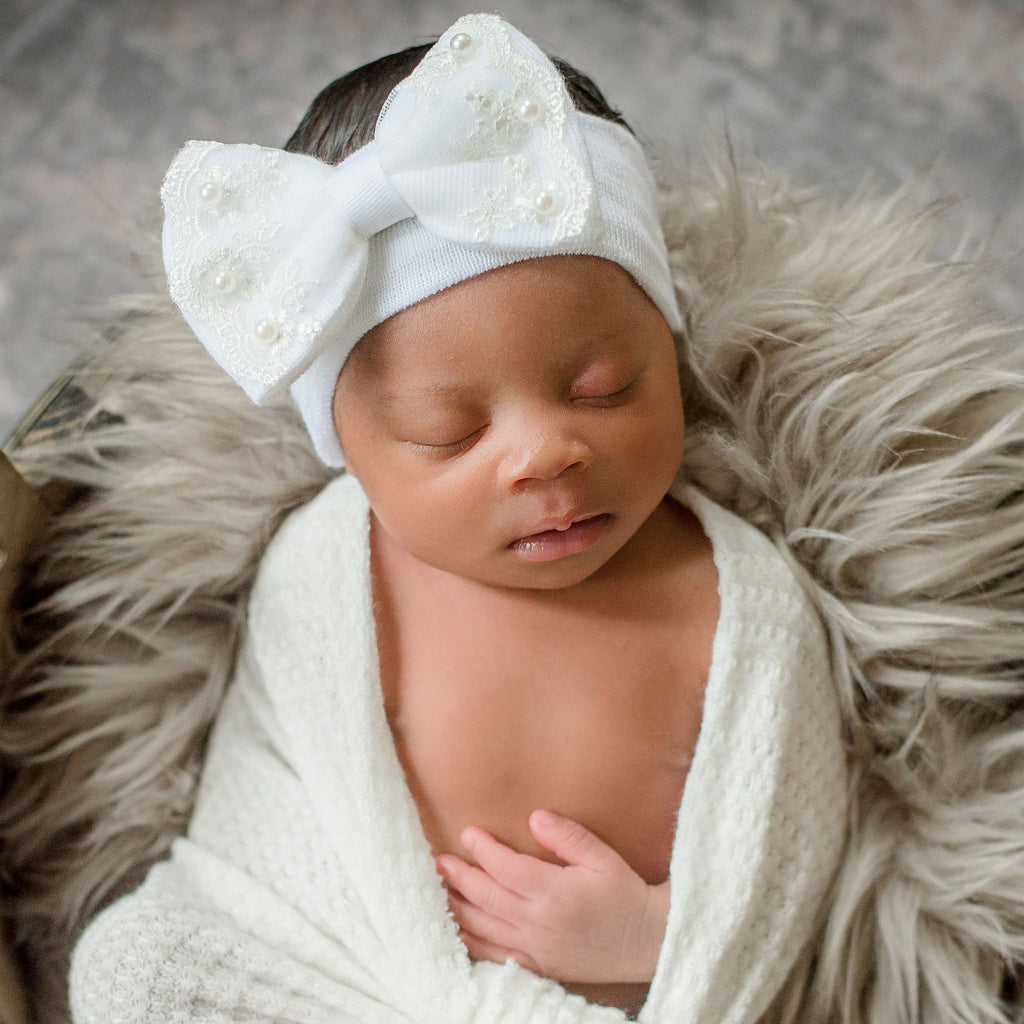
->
68;474;846;1024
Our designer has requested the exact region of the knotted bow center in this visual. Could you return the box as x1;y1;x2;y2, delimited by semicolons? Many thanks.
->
327;143;413;238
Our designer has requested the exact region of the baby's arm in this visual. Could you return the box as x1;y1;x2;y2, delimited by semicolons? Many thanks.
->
436;810;669;984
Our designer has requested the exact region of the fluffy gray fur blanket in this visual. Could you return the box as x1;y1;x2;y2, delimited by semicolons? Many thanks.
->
2;155;1023;1024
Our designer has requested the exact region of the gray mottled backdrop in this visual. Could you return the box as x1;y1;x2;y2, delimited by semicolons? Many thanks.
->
2;0;1022;441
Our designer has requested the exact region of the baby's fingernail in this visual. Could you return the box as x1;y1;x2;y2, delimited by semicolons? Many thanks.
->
531;809;557;829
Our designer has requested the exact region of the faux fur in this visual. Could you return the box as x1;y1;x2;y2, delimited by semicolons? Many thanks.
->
2;155;1023;1024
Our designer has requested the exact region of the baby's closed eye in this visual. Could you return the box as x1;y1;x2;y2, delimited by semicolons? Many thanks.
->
405;425;486;453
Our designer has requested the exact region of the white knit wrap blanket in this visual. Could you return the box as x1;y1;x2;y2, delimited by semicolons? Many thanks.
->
70;473;847;1024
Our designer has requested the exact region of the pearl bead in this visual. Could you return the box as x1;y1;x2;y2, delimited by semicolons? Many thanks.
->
517;96;542;123
449;32;473;52
198;181;222;207
212;269;236;294
253;319;280;345
533;189;559;215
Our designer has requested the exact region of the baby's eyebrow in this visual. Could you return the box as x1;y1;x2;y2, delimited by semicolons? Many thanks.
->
379;381;472;406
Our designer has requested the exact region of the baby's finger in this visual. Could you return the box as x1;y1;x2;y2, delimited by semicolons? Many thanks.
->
461;826;555;899
457;928;542;975
438;854;524;922
446;888;525;953
528;810;625;873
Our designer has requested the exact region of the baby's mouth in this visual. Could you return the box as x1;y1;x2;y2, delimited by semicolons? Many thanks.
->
510;514;611;561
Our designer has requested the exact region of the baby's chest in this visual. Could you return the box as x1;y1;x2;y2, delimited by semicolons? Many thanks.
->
384;625;708;884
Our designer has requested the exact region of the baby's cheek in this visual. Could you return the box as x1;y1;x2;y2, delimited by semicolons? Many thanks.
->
629;413;684;480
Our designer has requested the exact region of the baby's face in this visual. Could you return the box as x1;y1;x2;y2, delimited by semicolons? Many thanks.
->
333;255;685;590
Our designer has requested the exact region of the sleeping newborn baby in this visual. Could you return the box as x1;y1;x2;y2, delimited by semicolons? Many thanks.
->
70;15;847;1023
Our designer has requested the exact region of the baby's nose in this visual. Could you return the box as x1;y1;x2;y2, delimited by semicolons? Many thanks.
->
503;422;592;486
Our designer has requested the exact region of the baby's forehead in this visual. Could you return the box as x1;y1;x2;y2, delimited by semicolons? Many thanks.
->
347;255;655;372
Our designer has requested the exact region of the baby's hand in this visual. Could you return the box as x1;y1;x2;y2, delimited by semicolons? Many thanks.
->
436;809;669;984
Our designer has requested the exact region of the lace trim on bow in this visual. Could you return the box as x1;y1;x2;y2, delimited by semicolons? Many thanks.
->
394;13;591;243
161;141;324;393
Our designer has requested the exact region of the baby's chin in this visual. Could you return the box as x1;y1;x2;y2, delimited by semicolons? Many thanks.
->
408;539;621;594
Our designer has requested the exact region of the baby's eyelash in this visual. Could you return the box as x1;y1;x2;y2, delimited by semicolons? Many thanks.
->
576;376;640;405
406;427;483;454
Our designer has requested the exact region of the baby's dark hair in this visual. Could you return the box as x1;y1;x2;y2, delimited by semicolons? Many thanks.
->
284;42;630;165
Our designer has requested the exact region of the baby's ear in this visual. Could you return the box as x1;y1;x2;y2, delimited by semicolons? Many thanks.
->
333;433;354;477
330;383;350;472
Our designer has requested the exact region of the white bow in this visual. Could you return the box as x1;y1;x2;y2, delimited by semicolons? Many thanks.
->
161;13;598;402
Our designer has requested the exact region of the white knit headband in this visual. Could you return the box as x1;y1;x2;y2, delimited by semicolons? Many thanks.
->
161;13;682;466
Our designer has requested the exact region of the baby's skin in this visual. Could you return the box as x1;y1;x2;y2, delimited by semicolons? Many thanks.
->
437;809;669;983
335;255;718;1014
